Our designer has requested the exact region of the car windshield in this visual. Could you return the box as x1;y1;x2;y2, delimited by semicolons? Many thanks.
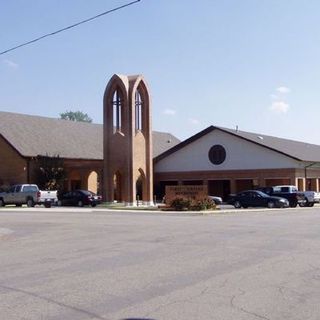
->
254;191;269;197
80;190;92;196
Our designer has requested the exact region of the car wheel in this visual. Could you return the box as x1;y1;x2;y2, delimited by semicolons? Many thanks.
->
234;201;241;209
267;201;275;208
27;199;34;207
308;202;314;207
0;199;5;207
91;203;96;208
290;201;298;208
78;200;84;207
44;202;51;208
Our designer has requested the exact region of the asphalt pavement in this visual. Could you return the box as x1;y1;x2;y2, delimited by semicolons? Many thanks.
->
1;206;320;320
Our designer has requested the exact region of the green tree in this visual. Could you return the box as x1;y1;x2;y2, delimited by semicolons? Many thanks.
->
34;155;65;191
60;110;92;123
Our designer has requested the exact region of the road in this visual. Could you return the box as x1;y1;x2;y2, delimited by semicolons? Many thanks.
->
1;207;320;320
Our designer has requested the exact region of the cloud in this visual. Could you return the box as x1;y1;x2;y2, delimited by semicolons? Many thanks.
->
163;108;176;116
270;94;278;100
188;118;200;125
270;101;289;113
3;59;19;69
269;86;290;114
276;86;290;94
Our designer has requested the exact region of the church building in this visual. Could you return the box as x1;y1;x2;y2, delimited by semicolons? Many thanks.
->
1;74;320;203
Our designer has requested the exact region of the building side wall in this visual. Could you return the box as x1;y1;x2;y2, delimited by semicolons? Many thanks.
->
154;168;298;181
0;136;27;186
155;130;300;172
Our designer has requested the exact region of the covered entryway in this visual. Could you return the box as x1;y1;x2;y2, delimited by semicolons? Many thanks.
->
208;180;230;200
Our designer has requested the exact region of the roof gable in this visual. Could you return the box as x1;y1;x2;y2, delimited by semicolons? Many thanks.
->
154;125;320;163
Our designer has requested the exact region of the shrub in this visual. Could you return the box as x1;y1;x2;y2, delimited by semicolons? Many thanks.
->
0;184;10;193
170;198;192;211
169;197;216;211
191;197;216;211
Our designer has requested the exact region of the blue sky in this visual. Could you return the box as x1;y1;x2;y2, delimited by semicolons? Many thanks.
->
1;0;320;143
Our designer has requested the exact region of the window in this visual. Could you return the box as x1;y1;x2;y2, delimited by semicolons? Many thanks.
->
135;89;142;131
208;145;226;165
23;185;38;192
112;87;123;132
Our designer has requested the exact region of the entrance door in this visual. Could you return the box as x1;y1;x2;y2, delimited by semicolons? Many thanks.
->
208;180;231;201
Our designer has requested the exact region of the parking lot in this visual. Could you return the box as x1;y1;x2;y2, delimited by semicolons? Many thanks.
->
1;206;320;320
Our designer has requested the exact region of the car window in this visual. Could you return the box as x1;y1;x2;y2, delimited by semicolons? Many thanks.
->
273;187;281;193
8;186;16;193
280;187;289;192
15;185;22;192
23;185;38;192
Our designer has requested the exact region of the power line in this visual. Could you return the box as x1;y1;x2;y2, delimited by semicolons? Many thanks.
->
0;0;141;56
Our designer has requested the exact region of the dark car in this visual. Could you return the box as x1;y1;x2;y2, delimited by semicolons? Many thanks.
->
227;190;289;209
57;190;102;207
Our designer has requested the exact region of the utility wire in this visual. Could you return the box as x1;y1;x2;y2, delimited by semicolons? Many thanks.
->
0;0;141;56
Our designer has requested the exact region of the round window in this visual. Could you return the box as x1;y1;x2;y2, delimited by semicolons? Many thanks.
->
208;145;226;165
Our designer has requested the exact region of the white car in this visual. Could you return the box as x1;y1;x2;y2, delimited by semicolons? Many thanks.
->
208;195;223;205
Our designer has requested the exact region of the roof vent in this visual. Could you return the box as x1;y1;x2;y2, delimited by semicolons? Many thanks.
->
257;136;264;140
167;139;171;143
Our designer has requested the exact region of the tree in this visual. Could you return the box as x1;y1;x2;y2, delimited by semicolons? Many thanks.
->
60;110;92;123
34;155;65;191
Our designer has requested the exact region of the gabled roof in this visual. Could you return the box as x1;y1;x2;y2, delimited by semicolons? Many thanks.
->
0;111;180;160
154;125;320;163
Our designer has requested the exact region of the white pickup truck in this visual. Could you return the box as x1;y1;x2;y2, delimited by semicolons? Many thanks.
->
0;184;57;208
300;190;320;207
264;185;320;207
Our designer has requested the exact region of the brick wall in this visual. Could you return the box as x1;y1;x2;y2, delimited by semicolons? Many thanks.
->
0;136;27;186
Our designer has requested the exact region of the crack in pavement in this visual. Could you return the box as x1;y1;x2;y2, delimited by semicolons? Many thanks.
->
0;284;111;320
230;288;270;320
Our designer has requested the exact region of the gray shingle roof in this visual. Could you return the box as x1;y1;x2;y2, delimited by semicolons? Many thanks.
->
0;111;180;159
219;126;320;162
155;125;320;163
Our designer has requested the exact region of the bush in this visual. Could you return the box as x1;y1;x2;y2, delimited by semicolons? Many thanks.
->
169;197;216;211
0;184;10;193
170;198;192;211
191;197;216;211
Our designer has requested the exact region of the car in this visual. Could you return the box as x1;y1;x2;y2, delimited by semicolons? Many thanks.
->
208;195;223;205
227;190;289;209
57;190;102;207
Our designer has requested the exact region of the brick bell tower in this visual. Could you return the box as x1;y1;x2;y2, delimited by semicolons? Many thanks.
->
103;74;153;205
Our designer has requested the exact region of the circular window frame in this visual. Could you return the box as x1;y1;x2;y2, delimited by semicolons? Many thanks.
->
208;145;226;165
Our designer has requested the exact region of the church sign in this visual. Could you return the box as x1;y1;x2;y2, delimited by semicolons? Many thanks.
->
165;185;208;205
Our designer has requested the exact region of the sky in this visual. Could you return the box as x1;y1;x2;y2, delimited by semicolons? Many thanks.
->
1;0;320;144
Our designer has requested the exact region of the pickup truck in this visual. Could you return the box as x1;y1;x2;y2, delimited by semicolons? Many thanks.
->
0;184;57;208
299;190;320;207
256;185;305;208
